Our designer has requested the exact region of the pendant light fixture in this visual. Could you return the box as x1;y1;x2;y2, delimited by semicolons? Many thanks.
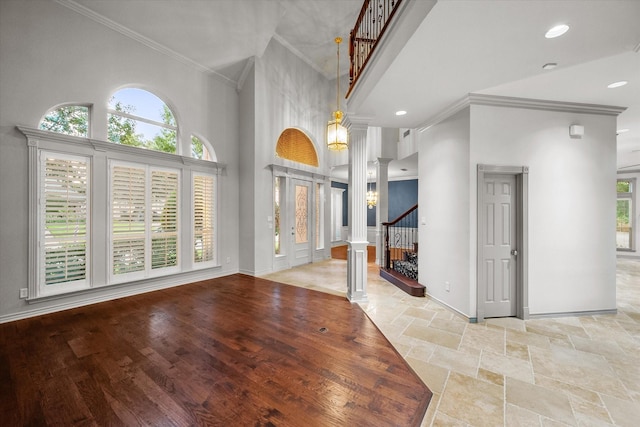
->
366;172;377;209
327;37;348;151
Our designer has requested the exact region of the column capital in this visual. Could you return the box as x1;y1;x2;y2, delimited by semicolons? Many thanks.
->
343;114;373;134
375;157;394;166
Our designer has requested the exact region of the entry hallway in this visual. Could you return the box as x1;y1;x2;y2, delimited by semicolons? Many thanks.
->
263;258;640;426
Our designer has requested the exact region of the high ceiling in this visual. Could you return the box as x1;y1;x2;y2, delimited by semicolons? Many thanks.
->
59;0;640;176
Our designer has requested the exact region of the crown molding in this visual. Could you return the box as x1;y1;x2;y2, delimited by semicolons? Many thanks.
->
236;57;255;92
54;0;237;88
418;93;627;133
467;93;627;116
416;96;471;133
272;34;328;78
617;166;640;173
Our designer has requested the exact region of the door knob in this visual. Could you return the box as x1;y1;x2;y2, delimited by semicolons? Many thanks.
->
511;249;518;256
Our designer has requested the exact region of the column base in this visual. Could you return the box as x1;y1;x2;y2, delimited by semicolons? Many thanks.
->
347;240;369;303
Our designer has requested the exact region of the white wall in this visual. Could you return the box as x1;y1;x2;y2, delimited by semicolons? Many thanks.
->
419;109;471;316
241;38;332;275
470;104;617;315
418;101;618;319
0;0;240;320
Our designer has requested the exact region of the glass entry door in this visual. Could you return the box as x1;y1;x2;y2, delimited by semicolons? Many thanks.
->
292;179;311;266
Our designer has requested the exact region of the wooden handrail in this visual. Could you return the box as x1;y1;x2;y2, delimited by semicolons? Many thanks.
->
382;203;418;226
382;203;417;270
347;0;403;98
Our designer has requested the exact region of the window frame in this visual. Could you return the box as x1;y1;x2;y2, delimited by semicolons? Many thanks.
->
39;150;91;297
39;104;91;138
617;178;636;252
192;172;218;268
191;134;217;162
107;88;179;155
109;161;182;284
21;126;223;301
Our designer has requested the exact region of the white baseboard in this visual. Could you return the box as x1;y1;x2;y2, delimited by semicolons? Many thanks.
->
0;268;236;324
528;308;618;319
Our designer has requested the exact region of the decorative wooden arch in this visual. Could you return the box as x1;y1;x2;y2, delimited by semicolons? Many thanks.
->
275;128;319;167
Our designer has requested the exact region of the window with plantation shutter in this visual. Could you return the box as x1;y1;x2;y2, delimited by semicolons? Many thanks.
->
25;112;222;299
151;170;178;269
111;162;180;281
112;165;146;277
193;173;215;265
41;153;89;294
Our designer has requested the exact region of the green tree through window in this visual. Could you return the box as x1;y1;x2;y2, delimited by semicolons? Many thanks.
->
39;105;89;137
108;88;177;154
107;100;145;147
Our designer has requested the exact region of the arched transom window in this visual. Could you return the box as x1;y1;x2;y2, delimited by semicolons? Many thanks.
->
39;105;90;137
108;88;177;154
275;128;318;167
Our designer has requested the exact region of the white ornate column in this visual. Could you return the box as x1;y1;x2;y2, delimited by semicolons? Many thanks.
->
345;116;370;303
375;158;392;267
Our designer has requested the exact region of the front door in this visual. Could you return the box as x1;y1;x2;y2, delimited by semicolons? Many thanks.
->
482;174;517;318
292;179;311;266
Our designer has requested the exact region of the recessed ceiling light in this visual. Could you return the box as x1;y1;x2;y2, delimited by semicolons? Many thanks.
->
545;24;569;39
542;63;558;70
607;81;628;89
395;110;407;116
617;128;630;134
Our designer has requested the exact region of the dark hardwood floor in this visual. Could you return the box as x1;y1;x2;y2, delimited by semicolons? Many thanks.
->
0;274;431;426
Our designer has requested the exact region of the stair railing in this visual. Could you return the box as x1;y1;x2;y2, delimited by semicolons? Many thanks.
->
382;203;418;270
347;0;403;97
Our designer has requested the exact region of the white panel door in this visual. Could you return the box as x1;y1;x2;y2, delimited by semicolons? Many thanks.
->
292;179;311;266
482;174;517;318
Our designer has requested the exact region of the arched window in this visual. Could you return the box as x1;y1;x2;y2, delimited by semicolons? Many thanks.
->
191;134;216;162
39;105;89;137
107;88;177;154
275;128;319;167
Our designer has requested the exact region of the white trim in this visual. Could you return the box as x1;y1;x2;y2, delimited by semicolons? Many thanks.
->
467;93;626;116
39;151;92;297
19;126;223;302
418;94;627;133
236;57;255;92
528;309;617;319
477;164;529;323
18;127;226;173
424;292;475;323
272;34;327;78
192;172;219;269
8;266;226;324
107;108;177;130
270;164;328;181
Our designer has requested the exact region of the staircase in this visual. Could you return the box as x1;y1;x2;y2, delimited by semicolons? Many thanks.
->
380;204;425;297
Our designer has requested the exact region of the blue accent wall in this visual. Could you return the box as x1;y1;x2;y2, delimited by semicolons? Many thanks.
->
334;179;418;227
331;181;348;226
367;179;418;227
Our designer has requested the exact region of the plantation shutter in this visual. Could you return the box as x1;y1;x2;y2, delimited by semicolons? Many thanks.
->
151;170;178;269
42;155;89;286
193;174;215;264
112;165;146;275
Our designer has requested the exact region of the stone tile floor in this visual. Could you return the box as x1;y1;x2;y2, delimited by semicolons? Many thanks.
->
262;258;640;426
